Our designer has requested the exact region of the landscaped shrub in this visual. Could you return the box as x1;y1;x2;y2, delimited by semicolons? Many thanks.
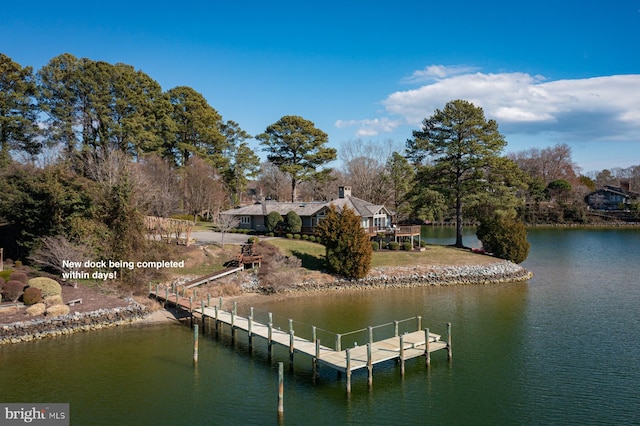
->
27;277;62;298
389;242;400;250
23;287;43;305
267;232;275;237
44;295;64;307
46;304;70;317
301;234;309;240
248;237;259;244
9;271;28;284
0;270;14;281
285;233;293;239
402;242;413;251
26;303;46;316
266;211;284;233
371;241;379;251
2;280;25;302
285;211;302;234
308;235;316;242
293;234;301;240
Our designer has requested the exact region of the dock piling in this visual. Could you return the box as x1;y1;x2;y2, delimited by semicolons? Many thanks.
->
400;335;405;376
346;349;352;394
367;343;373;387
425;328;431;367
277;362;284;419
447;322;452;361
193;324;199;365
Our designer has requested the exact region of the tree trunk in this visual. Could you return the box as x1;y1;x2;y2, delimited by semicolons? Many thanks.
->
291;178;297;202
455;194;464;248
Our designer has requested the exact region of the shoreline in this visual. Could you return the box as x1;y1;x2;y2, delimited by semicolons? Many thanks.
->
2;261;533;341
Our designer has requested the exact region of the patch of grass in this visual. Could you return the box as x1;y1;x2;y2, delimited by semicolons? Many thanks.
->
372;245;497;267
264;239;325;270
267;238;497;270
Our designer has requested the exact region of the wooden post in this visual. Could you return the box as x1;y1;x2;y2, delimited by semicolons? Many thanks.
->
367;342;373;387
368;326;373;346
248;314;253;349
193;324;199;365
164;287;168;308
175;292;179;309
277;362;284;419
288;319;293;334
394;320;399;337
214;306;220;335
417;316;422;331
201;300;205;331
314;339;320;378
219;297;222;309
425;328;431;367
400;335;405;376
312;326;316;343
346;349;352;394
289;330;295;367
336;334;342;352
231;302;236;328
446;322;452;361
268;313;273;361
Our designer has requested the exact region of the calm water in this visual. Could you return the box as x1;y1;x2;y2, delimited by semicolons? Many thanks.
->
2;228;640;425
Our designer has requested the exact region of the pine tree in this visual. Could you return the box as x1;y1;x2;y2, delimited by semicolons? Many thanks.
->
315;206;372;279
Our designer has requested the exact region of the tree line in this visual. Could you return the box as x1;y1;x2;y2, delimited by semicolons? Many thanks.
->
2;53;640;282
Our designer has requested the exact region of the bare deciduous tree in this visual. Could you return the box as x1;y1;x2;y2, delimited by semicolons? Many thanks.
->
215;213;240;249
29;235;91;286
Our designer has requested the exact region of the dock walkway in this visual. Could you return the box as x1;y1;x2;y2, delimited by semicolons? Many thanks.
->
150;290;451;391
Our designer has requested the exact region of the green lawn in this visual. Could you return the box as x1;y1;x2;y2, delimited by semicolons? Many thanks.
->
265;238;495;271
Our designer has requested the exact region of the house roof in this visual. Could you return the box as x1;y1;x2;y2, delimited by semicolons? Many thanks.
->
222;195;389;218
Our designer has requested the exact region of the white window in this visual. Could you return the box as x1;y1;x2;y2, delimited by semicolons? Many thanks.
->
240;216;251;224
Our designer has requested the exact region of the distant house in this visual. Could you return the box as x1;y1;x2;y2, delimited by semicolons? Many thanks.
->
221;186;420;240
586;181;639;211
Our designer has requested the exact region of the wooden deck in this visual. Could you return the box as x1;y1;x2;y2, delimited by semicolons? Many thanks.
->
150;290;451;391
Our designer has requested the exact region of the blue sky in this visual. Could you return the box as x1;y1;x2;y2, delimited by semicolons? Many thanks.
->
3;0;640;173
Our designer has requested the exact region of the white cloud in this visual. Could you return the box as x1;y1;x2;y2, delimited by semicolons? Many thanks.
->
402;64;480;84
335;117;402;137
383;69;640;143
335;66;640;150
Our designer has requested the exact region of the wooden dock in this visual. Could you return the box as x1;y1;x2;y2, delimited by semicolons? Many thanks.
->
150;290;451;392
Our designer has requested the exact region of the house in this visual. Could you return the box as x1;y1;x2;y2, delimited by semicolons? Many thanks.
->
222;186;409;237
586;181;639;211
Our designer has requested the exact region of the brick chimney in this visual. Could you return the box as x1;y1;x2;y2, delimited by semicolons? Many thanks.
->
620;180;630;192
338;186;352;198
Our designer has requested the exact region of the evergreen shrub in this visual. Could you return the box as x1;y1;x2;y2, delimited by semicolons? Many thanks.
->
2;280;25;302
8;272;28;284
476;214;530;264
285;233;293;239
27;277;62;298
23;287;43;305
308;236;316;242
389;242;400;250
301;234;309;240
371;242;379;251
293;234;301;239
402;242;413;251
